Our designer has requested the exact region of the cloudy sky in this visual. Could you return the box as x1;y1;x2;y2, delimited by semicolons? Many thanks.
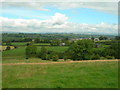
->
0;2;118;35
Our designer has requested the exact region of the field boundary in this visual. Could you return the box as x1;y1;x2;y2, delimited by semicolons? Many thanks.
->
1;59;119;66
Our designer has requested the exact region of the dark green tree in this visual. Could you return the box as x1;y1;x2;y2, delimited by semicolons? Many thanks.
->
38;47;48;60
91;37;95;41
34;38;40;43
25;45;37;58
67;40;94;60
105;43;120;59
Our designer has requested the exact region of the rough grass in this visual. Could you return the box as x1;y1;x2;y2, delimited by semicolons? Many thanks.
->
2;61;118;88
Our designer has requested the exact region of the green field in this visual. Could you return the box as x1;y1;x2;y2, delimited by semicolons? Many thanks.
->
2;61;118;88
3;42;51;46
2;46;69;60
11;42;28;46
33;43;50;46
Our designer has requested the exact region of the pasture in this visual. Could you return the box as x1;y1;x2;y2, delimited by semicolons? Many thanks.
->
3;42;51;46
2;61;118;88
2;46;69;61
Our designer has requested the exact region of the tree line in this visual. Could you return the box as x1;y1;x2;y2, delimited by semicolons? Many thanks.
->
25;39;120;61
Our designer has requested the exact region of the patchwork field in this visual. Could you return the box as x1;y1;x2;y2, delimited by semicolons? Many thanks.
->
2;61;118;88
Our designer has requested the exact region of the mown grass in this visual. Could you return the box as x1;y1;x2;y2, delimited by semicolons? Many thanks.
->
2;61;118;88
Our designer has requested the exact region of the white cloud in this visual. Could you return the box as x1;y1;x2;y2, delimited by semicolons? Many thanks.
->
1;0;119;2
1;2;118;14
0;12;118;35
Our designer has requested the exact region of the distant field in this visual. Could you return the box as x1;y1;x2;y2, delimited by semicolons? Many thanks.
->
95;40;112;43
2;61;118;88
2;42;27;46
11;42;27;46
3;42;51;46
33;43;50;46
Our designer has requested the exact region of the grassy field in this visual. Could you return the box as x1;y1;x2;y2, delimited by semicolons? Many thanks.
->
3;42;51;46
33;43;50;46
11;42;27;46
2;61;118;88
2;46;69;60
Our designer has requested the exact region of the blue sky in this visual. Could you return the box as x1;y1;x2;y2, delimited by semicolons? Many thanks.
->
1;6;117;24
0;2;118;35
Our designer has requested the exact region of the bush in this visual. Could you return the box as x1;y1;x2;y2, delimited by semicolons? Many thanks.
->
92;54;100;60
25;45;37;58
26;43;30;46
14;46;17;48
52;55;59;61
106;56;115;59
100;57;107;60
58;52;64;59
41;54;47;60
39;47;48;60
6;46;11;50
46;55;51;60
63;56;68;61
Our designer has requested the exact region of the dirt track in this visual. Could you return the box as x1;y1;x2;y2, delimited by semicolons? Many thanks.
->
1;59;119;66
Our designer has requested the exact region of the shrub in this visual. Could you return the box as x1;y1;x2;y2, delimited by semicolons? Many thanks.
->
100;57;107;60
58;52;64;59
92;54;100;60
46;54;51;60
63;56;68;61
6;46;11;50
41;54;47;60
52;55;59;61
106;56;115;59
14;46;17;48
25;45;37;58
39;47;48;60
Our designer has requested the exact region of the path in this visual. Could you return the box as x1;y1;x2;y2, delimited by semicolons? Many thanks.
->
1;59;119;66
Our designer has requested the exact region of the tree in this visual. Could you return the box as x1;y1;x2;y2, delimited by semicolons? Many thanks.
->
91;54;100;60
99;36;108;40
115;36;120;40
25;45;37;58
34;38;40;43
67;40;94;60
105;43;120;59
6;41;11;46
38;47;48;60
91;37;95;41
52;55;59;61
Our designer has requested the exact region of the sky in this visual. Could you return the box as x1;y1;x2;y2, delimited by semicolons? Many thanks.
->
0;2;118;35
